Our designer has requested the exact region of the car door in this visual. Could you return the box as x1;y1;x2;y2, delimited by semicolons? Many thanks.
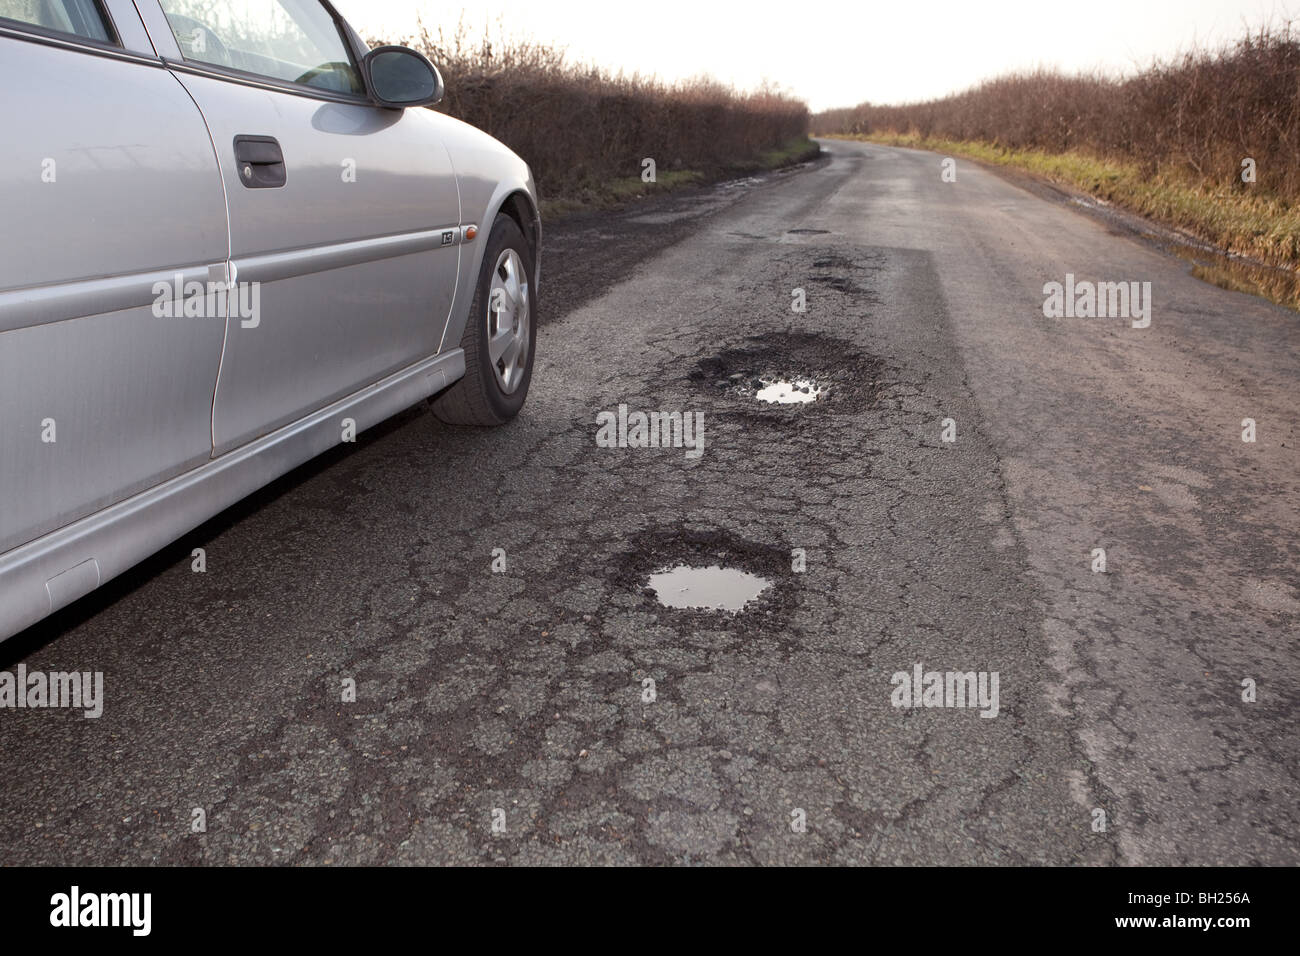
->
138;0;463;455
0;0;229;555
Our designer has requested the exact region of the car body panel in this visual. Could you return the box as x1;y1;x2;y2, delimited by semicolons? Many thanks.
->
0;0;539;644
163;72;463;454
0;32;229;555
436;115;542;354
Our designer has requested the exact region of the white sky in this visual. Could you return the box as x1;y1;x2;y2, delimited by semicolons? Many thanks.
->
332;0;1296;111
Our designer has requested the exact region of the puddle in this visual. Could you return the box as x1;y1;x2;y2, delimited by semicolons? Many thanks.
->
615;526;795;627
754;378;826;404
713;372;829;404
1053;182;1300;312
647;565;771;612
1188;254;1300;312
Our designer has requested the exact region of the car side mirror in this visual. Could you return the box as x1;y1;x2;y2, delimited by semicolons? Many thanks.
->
363;46;444;109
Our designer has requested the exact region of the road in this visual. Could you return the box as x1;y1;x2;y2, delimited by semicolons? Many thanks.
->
1;138;1296;865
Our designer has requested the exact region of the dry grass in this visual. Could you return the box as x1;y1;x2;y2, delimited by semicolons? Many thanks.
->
813;25;1300;276
378;20;812;206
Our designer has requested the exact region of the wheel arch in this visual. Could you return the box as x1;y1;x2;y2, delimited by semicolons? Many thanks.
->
440;186;541;356
495;189;541;286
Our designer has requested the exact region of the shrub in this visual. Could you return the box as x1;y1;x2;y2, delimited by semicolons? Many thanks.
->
378;20;810;198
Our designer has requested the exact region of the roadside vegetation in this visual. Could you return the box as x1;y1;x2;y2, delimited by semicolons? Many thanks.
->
812;24;1300;308
377;21;816;216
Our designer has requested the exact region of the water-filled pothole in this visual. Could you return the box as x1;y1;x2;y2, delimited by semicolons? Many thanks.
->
690;332;883;414
612;527;796;626
647;565;771;612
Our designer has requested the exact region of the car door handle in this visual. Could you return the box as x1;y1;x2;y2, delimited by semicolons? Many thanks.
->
233;135;286;189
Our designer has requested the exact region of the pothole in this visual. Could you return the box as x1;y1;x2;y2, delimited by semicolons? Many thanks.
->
690;332;884;413
612;527;797;625
647;565;771;612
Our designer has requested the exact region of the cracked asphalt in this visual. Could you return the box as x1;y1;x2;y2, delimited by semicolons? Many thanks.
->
1;139;1296;866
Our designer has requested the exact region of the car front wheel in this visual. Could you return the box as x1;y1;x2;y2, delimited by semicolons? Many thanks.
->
432;214;536;425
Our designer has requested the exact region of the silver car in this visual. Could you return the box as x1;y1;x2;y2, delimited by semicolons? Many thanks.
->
0;0;540;642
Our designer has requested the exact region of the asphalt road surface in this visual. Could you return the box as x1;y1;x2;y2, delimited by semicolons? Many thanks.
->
2;139;1296;866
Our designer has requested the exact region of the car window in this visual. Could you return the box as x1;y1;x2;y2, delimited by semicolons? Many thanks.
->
159;0;363;95
0;0;113;43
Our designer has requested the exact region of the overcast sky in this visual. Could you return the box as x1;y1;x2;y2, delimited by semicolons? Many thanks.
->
332;0;1295;111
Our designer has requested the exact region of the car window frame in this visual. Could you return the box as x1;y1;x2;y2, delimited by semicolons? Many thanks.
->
155;0;371;106
0;0;123;51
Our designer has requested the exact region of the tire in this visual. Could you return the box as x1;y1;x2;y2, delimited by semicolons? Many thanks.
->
432;214;536;426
